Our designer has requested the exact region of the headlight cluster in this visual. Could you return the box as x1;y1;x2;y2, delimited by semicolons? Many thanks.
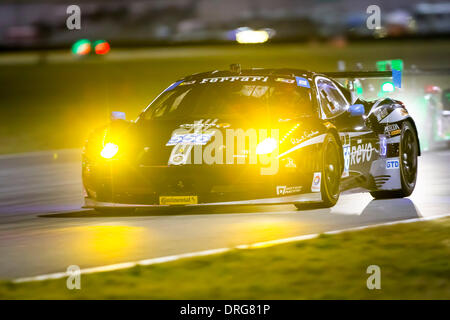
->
256;138;278;155
100;143;119;159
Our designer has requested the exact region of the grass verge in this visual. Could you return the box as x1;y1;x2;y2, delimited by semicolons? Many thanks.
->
0;217;449;299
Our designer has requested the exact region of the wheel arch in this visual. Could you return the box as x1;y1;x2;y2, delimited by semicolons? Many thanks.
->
326;128;344;174
403;117;421;156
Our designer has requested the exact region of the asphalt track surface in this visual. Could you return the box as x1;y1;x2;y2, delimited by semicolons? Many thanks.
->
0;149;449;279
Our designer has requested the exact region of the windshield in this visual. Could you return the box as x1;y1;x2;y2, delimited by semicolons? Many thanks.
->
142;76;313;120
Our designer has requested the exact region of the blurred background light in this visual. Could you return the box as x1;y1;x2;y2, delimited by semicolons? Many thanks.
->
382;81;395;93
94;40;111;55
236;29;270;44
71;39;91;56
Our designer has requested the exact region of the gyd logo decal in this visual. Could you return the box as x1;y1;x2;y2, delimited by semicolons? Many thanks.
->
386;159;399;169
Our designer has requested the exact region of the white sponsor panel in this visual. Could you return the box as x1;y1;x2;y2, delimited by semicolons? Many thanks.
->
311;172;321;192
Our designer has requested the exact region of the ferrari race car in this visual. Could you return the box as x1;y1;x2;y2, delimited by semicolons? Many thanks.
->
82;66;420;213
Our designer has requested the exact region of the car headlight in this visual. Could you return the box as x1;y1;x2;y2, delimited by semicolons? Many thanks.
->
100;142;119;159
256;138;277;155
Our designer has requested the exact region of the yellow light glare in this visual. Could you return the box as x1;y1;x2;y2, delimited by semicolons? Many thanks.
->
256;138;278;155
236;30;269;44
101;143;119;159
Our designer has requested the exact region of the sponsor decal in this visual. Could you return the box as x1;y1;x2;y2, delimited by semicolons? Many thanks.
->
275;77;295;84
290;130;319;145
284;158;297;168
179;118;219;131
375;108;389;121
384;124;401;137
342;144;350;177
386;159;399;169
311;172;321;192
399;108;408;116
295;76;310;88
166;133;213;146
276;185;302;195
159;195;198;205
350;142;373;165
200;76;268;84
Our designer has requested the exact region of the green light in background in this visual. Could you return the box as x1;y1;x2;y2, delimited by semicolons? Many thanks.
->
356;85;363;96
376;59;404;71
72;39;91;56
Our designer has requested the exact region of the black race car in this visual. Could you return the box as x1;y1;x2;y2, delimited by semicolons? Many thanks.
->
82;66;420;213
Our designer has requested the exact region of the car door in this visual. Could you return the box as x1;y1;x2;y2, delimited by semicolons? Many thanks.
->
314;76;378;181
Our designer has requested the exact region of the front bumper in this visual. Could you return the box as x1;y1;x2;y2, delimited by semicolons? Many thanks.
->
82;157;319;206
83;192;322;209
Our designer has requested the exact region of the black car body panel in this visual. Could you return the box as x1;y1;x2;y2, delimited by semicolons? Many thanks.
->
82;68;419;208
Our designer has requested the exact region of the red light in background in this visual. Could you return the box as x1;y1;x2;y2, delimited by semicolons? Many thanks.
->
94;41;110;55
425;85;441;94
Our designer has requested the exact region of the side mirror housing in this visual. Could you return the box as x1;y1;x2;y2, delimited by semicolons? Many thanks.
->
348;104;365;117
111;111;126;121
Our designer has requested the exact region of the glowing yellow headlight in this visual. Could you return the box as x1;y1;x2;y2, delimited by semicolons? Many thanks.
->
256;138;277;155
100;143;119;159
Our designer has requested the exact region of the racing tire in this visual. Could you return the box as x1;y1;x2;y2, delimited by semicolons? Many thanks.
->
370;121;418;199
295;133;342;209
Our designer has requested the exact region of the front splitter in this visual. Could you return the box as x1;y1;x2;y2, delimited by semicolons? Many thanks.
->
83;192;322;209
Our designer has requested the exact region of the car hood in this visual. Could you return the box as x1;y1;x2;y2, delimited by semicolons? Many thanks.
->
119;116;324;166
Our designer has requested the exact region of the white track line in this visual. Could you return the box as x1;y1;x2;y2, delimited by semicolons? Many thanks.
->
13;213;450;283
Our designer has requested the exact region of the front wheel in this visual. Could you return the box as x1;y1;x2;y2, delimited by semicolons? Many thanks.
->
321;134;342;207
371;121;418;199
295;133;342;209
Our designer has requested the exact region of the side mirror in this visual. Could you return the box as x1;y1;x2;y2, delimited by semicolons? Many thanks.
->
348;104;365;117
111;111;126;121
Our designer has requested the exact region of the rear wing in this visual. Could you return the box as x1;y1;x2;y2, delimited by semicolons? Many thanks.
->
322;68;450;89
322;71;393;79
322;71;401;88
